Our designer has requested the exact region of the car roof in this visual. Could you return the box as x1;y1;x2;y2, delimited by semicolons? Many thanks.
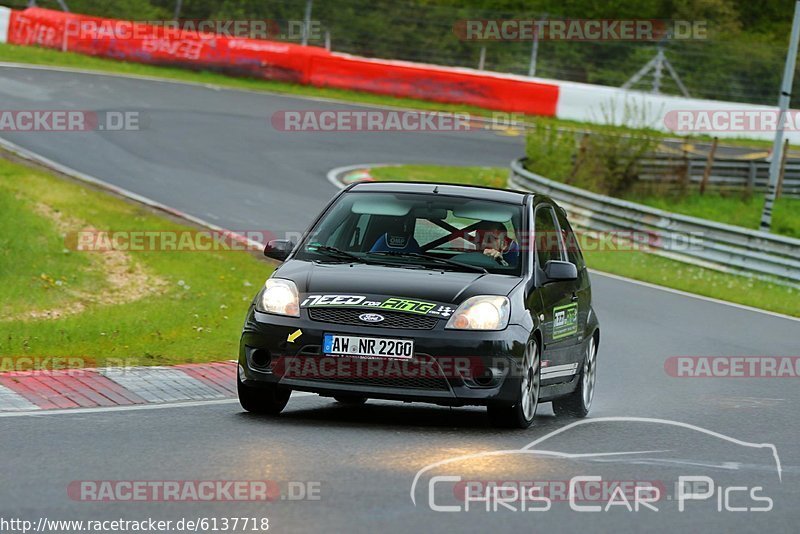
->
348;181;530;205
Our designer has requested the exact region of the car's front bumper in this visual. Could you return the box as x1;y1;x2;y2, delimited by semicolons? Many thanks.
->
238;307;531;406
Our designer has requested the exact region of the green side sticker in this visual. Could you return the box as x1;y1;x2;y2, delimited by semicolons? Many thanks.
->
553;303;578;340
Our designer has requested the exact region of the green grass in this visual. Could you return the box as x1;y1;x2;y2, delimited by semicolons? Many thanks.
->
370;165;509;188
370;164;799;317
0;156;274;367
623;192;800;239
0;185;105;314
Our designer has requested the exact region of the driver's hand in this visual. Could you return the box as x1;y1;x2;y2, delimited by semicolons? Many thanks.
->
484;248;509;267
483;248;502;260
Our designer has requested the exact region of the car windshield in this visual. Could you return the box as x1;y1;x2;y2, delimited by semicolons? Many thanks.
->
295;191;524;275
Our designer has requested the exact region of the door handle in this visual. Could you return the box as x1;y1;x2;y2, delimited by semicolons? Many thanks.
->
571;293;579;302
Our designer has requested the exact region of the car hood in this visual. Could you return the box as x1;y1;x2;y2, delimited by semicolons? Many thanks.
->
275;260;521;304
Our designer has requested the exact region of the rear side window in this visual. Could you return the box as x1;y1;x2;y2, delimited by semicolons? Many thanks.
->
556;208;585;270
534;205;562;267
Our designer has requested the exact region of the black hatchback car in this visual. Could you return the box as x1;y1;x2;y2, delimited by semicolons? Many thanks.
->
238;182;599;428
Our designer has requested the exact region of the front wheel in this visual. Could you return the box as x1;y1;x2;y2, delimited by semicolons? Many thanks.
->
487;340;540;429
553;335;597;418
237;377;291;415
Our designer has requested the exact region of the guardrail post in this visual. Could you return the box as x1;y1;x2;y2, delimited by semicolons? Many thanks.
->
777;138;789;199
302;0;313;46
747;161;757;196
676;151;690;195
700;137;718;195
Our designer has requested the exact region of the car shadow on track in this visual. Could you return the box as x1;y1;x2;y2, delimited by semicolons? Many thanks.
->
236;397;560;434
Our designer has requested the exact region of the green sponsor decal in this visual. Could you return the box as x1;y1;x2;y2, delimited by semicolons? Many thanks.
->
300;294;444;316
552;303;578;340
379;297;436;315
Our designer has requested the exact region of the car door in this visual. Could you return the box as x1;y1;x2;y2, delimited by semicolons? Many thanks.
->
531;204;581;383
555;207;591;347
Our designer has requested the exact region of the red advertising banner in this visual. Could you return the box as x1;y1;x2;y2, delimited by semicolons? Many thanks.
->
6;8;559;116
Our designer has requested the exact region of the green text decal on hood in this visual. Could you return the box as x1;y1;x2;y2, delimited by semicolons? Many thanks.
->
301;294;454;318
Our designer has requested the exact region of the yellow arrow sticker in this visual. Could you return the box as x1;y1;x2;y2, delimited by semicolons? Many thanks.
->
287;329;303;343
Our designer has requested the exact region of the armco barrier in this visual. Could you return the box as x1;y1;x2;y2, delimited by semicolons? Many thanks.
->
308;53;559;116
509;158;800;286
637;156;800;198
553;77;800;144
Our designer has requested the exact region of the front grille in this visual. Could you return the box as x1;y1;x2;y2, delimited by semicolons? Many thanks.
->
279;354;451;391
308;307;439;330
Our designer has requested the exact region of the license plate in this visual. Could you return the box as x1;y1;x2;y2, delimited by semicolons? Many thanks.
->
323;333;414;359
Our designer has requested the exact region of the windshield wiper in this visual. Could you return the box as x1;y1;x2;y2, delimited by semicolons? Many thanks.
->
369;251;488;274
311;245;368;264
312;246;414;268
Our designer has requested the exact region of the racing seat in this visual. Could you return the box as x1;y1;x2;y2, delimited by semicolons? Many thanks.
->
369;215;422;253
369;232;422;254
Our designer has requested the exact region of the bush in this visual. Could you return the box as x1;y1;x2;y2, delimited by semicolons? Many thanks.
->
525;108;658;197
523;122;575;181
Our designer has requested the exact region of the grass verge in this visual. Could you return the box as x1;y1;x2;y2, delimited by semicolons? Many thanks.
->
0;154;273;368
622;192;800;239
369;164;799;317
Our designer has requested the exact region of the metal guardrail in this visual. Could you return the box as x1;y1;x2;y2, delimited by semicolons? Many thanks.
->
638;156;800;197
509;158;800;286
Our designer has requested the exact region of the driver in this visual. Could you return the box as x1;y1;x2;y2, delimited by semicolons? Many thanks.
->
473;221;519;266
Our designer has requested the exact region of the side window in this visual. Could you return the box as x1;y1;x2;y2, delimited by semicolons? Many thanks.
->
534;206;563;267
555;208;585;270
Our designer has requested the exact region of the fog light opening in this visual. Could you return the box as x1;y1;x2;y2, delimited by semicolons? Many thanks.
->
250;348;272;369
474;368;494;387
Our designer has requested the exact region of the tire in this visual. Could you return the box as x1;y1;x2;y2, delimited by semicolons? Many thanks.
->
553;334;597;418
237;377;291;415
487;340;540;429
333;395;368;405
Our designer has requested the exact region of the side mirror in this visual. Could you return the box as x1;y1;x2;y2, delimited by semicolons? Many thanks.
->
263;239;294;261
543;260;578;283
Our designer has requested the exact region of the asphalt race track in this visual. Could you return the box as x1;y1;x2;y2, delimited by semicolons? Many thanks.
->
1;65;798;533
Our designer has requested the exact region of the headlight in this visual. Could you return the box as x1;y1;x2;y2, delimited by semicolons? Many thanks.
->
257;278;300;317
446;296;510;331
